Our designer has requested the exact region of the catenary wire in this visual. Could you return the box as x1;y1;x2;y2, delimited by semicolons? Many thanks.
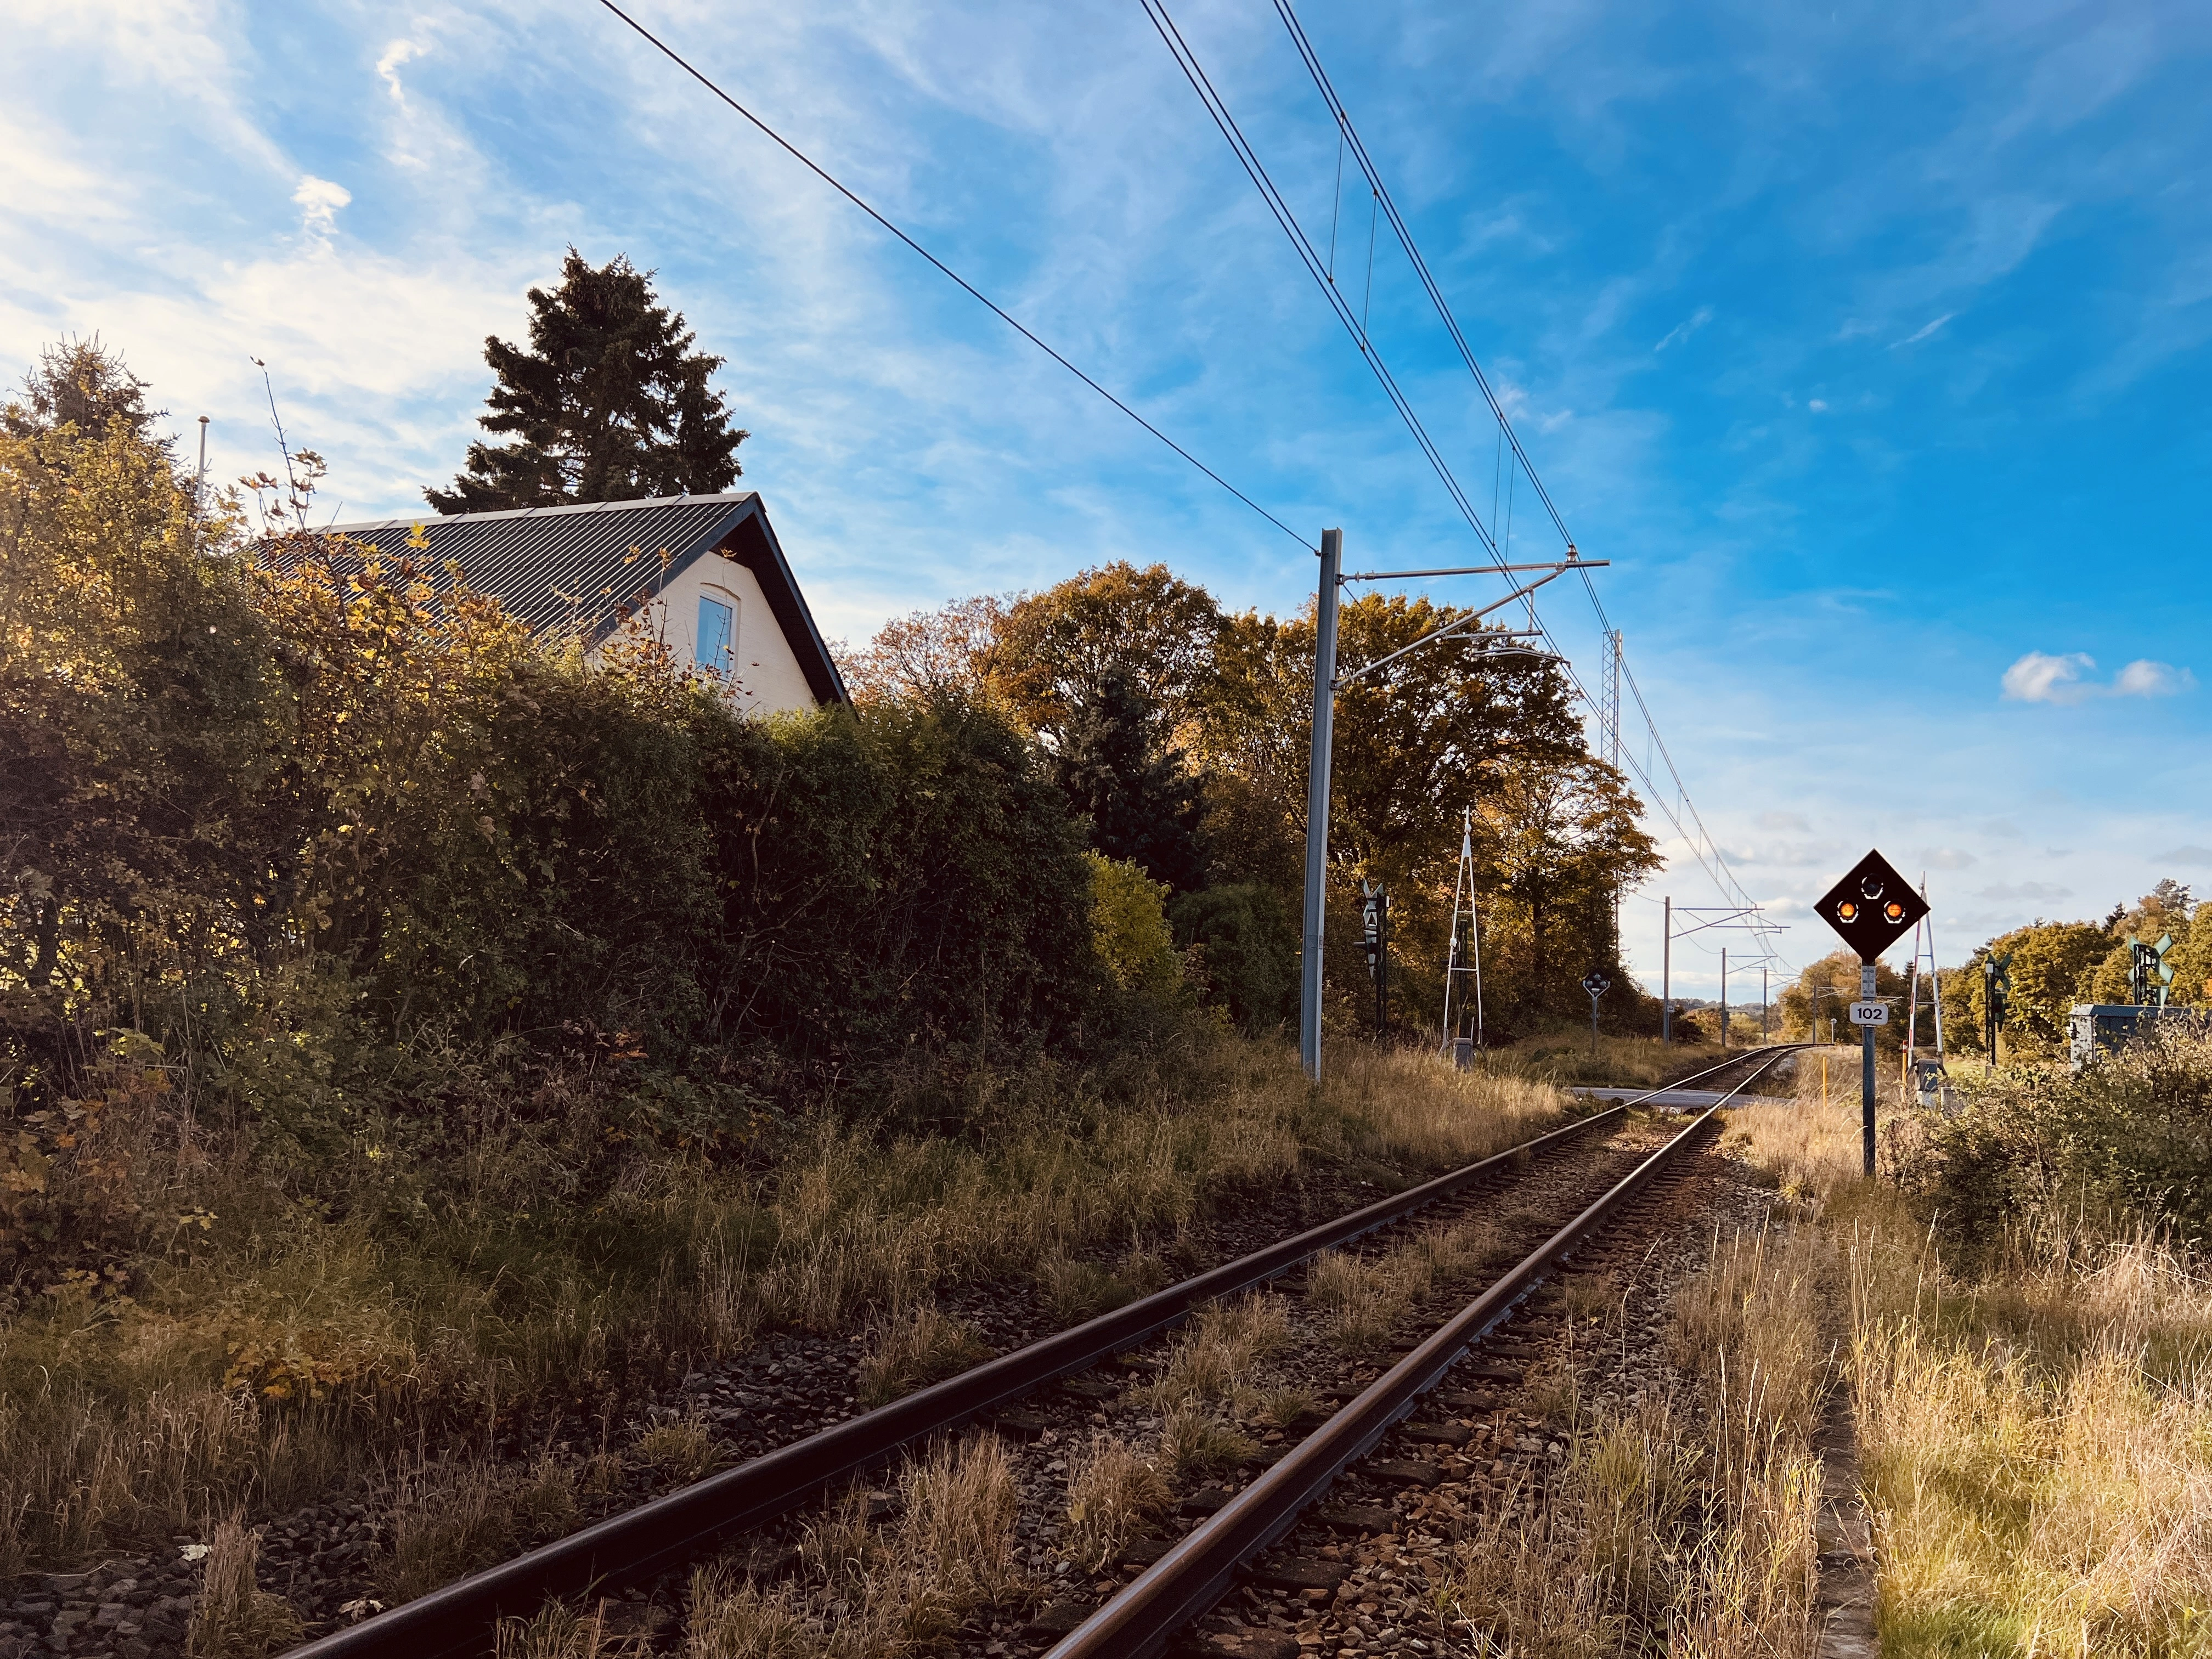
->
1261;0;1778;950
589;0;1314;553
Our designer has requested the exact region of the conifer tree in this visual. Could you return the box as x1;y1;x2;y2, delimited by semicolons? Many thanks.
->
1049;670;1207;893
5;336;170;453
428;249;748;512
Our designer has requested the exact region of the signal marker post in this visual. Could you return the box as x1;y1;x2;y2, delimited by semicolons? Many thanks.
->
1815;849;1928;1178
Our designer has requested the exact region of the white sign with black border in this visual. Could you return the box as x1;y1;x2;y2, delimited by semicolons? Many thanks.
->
1848;1001;1888;1026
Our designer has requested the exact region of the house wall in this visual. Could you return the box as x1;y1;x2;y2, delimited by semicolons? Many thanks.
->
600;547;820;716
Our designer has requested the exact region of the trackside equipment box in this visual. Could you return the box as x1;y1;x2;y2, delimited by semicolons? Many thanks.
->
2068;1004;2193;1070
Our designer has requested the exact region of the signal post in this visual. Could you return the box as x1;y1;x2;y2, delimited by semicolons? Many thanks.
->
1814;849;1929;1177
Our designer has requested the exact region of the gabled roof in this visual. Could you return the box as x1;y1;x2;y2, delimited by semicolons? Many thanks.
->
316;492;847;704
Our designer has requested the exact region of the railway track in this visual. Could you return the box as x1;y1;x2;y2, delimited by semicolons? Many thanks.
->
1038;1043;1802;1659
287;1046;1799;1659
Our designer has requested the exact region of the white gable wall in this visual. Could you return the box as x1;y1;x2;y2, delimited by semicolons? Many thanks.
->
594;547;820;716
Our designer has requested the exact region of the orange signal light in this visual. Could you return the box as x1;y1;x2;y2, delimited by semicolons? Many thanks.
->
1836;901;1859;923
1884;901;1906;922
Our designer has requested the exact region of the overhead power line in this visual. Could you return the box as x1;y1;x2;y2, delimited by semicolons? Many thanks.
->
1153;0;1779;961
590;0;1314;552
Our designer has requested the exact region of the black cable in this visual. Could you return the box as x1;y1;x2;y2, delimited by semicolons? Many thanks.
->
589;0;1314;552
1139;0;1510;567
1273;0;1573;549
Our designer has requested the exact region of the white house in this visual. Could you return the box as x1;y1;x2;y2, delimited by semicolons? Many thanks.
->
316;493;846;714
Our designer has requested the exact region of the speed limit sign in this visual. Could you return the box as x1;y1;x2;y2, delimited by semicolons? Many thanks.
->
1848;1001;1888;1026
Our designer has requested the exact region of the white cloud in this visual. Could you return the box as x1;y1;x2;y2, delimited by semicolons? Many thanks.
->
1654;304;1712;351
2154;845;2212;866
1895;312;1955;346
292;174;351;237
1923;848;1977;870
2001;650;2096;703
2113;658;2193;696
1807;397;1827;411
376;38;421;104
2001;651;2194;703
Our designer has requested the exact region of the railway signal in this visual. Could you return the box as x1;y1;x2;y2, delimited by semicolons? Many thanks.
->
1816;848;1929;1177
1983;950;2012;1069
1580;970;1611;1057
2129;933;2175;1008
1361;883;1390;1036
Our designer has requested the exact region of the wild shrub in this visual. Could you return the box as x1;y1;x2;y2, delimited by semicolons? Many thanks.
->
1899;1023;2212;1245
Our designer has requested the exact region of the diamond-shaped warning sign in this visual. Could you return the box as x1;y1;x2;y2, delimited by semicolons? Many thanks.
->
1815;849;1928;961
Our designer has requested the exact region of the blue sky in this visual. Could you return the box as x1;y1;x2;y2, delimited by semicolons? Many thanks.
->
7;0;2208;1000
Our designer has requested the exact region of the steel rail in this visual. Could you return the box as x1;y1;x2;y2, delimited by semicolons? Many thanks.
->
1043;1043;1806;1659
288;1048;1781;1659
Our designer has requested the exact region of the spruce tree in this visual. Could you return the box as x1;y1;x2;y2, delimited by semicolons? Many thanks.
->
1049;670;1207;892
428;249;748;512
5;336;170;452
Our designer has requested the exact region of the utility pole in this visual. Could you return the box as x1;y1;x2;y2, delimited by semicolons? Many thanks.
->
1761;964;1769;1042
1661;895;1671;1045
1297;539;1602;1083
1299;528;1342;1082
1720;946;1728;1049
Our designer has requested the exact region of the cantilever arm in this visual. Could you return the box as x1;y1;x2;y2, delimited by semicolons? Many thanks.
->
1333;568;1570;690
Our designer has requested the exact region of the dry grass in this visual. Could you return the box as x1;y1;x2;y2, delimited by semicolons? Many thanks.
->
683;1431;1023;1659
1035;1248;1168;1323
1156;1407;1257;1489
1150;1292;1290;1406
634;1415;727;1483
184;1517;303;1659
381;1460;519;1605
494;1600;643;1659
1449;1223;1830;1657
1490;1032;1734;1089
856;1306;993;1407
1304;1216;1505;1351
1717;1081;1869;1209
1851;1227;2212;1656
1063;1434;1175;1570
0;1033;1565;1579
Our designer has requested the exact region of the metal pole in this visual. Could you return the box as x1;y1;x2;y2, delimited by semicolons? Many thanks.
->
1299;528;1342;1082
1860;958;1877;1177
1661;896;1671;1045
1926;883;1946;1059
1720;946;1728;1049
1761;966;1768;1042
1471;889;1485;1051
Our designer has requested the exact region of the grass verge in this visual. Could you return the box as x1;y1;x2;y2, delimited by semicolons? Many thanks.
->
0;1031;1566;1581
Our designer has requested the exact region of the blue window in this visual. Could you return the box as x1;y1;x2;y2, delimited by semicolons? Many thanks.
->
696;595;733;678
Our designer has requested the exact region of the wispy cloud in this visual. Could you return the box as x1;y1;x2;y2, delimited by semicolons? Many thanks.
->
1654;304;1713;351
1923;848;1978;870
291;175;351;238
376;39;421;105
1895;312;1956;346
2001;651;2194;704
2154;845;2212;866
